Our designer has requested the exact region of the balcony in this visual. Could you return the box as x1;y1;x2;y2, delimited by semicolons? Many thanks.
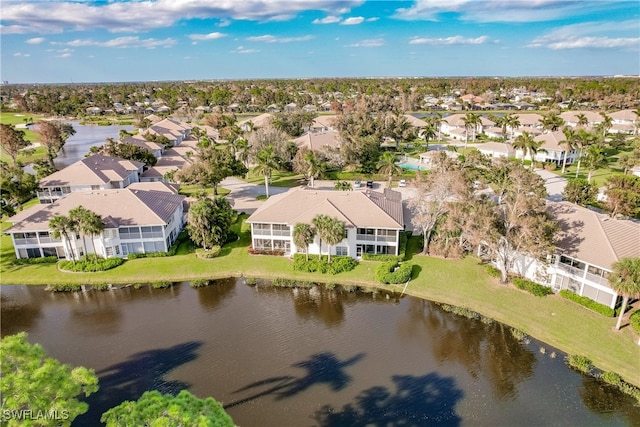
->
356;234;375;241
13;238;39;245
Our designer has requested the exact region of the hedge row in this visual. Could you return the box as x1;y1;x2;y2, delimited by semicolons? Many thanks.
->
559;290;615;317
375;261;412;284
13;256;58;265
513;278;554;297
58;257;124;272
630;310;640;334
248;246;285;256
292;254;358;275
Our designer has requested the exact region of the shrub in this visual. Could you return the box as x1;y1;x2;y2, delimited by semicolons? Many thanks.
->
513;278;554;297
362;254;402;262
272;278;314;288
292;254;358;275
196;246;222;259
225;231;239;244
560;290;615;317
245;277;257;285
341;284;360;293
92;283;111;291
375;261;413;284
151;281;172;289
13;256;58;265
629;310;640;334
566;354;592;374
190;279;212;288
510;328;528;341
485;265;502;278
248;246;285;256
127;251;170;259
600;372;622;387
47;283;82;292
58;257;124;272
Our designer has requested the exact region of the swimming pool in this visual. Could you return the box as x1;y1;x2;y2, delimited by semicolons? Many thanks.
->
396;162;427;171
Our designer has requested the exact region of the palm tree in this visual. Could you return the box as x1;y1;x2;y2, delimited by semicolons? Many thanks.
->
428;112;445;143
312;215;345;264
504;114;521;140
598;112;613;138
252;145;280;199
303;151;327;188
421;123;436;150
293;223;315;261
312;214;330;261
583;144;607;183
49;214;78;263
70;206;105;260
609;257;640;331
540;112;564;132
573;129;597;178
513;131;541;169
376;152;401;188
576;113;589;129
462;113;481;148
235;139;250;178
560;128;577;174
491;114;508;141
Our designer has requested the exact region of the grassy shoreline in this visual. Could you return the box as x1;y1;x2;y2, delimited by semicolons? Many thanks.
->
1;217;639;388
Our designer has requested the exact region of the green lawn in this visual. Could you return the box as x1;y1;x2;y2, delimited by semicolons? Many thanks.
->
178;184;230;198
243;170;306;188
1;215;639;388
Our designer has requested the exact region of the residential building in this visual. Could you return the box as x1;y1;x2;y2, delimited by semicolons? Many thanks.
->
247;187;404;258
475;142;515;159
293;131;342;152
37;154;144;204
5;184;186;260
515;130;578;166
511;201;640;309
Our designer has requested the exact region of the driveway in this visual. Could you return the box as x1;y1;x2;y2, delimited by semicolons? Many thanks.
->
534;169;567;201
221;177;290;214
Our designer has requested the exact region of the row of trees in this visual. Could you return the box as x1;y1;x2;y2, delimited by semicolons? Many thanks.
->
49;206;105;262
293;215;346;263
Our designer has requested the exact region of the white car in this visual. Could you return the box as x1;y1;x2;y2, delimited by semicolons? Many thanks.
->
398;179;407;187
354;180;362;188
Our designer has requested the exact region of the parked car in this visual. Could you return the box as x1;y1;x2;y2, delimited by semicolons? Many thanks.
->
398;179;407;187
366;180;374;188
354;180;362;188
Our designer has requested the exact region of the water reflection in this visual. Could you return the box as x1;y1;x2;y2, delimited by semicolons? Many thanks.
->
401;299;536;400
77;341;203;426
580;378;640;427
196;278;237;311
314;373;463;427
0;287;43;336
252;282;401;327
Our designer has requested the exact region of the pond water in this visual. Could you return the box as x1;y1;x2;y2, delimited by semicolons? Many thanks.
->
54;121;135;168
1;280;638;426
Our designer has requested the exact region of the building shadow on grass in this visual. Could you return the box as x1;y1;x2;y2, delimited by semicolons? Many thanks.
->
76;341;203;425
226;352;365;409
313;372;464;427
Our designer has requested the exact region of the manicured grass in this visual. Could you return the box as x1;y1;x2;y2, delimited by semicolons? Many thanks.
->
178;184;230;198
1;216;638;387
243;171;306;188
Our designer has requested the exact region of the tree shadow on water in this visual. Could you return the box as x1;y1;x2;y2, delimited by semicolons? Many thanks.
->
75;341;203;425
314;373;463;427
226;352;365;409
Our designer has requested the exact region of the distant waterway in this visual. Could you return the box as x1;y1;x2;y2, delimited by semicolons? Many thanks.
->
1;280;638;426
54;121;134;168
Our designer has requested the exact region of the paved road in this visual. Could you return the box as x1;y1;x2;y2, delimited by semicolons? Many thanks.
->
220;177;290;214
534;169;568;201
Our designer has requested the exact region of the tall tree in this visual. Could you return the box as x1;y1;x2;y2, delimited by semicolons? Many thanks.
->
470;163;556;283
462;113;481;147
313;215;345;264
1;332;99;427
583;143;608;183
597;112;613;138
176;146;246;195
69;206;105;260
253;145;281;199
312;214;330;261
603;175;640;218
37;121;75;166
49;214;78;263
101;390;233;427
512;131;541;169
0;124;30;165
293;149;327;188
187;196;234;250
575;113;589;129
560;128;577;174
573;129;597;178
540;112;564;132
376;152;401;188
504;113;521;140
293;222;316;261
609;257;640;331
563;178;597;206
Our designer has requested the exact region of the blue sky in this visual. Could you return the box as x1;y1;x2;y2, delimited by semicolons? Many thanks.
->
1;0;638;83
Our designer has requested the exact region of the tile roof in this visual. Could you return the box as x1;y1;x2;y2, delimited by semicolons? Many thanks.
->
534;130;567;151
293;131;342;151
39;154;143;187
548;201;640;269
247;187;404;229
5;186;185;232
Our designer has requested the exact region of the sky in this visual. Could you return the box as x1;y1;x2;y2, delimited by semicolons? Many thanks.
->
1;0;638;84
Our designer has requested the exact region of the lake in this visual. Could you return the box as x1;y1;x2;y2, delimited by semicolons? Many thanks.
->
1;280;638;426
54;121;135;168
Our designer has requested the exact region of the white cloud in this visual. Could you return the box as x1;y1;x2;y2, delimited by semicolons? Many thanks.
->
528;20;640;50
394;0;630;23
58;53;72;58
409;35;489;45
188;32;227;41
313;15;341;24
0;0;364;33
26;37;45;44
349;38;384;48
341;16;365;25
247;34;314;43
366;17;379;22
66;37;177;49
218;19;231;27
231;45;259;54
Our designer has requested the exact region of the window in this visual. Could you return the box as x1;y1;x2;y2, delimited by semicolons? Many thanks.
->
91;185;100;190
141;226;163;239
335;246;348;256
143;241;165;253
119;227;141;240
254;238;272;250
